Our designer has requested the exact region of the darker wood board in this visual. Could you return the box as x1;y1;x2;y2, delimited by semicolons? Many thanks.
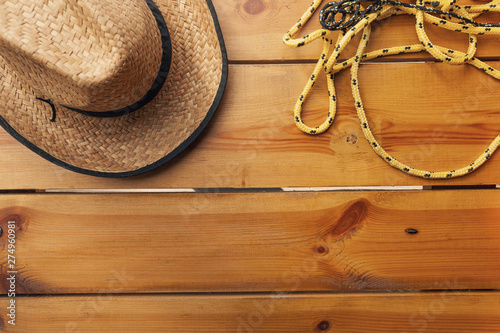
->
0;190;499;294
0;293;499;332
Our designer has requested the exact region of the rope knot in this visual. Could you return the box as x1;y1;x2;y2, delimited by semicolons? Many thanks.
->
320;0;383;30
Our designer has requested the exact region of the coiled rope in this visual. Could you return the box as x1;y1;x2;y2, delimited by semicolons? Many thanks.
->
283;0;500;179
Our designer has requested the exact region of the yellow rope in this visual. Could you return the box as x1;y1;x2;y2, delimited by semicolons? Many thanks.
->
283;0;500;179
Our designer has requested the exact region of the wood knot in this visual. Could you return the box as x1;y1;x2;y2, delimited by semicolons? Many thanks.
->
0;209;29;239
1;213;25;225
316;320;331;331
325;199;368;241
243;0;266;15
1;271;30;294
346;134;358;144
315;245;330;256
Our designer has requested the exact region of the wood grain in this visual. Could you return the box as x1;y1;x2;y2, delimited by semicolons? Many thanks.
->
0;63;499;189
0;3;497;332
0;190;499;294
213;0;500;62
0;292;499;332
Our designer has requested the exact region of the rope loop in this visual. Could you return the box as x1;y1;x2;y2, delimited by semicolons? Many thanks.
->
283;0;500;179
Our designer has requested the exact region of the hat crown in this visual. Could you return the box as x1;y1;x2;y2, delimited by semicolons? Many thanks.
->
0;0;164;113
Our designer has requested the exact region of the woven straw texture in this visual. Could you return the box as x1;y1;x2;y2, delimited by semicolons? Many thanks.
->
0;0;224;174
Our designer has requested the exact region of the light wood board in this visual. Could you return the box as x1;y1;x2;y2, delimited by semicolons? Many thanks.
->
0;63;499;188
213;0;500;62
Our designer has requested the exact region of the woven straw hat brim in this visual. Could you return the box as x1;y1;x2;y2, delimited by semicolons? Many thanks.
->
0;0;227;178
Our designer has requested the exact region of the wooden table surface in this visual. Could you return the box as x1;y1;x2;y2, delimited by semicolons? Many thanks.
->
1;0;500;332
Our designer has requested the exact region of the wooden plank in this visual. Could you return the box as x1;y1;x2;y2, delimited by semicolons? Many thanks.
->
213;0;500;62
0;293;498;332
1;190;499;293
0;63;500;189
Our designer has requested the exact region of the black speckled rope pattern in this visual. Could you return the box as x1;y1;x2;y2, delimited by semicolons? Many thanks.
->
284;0;500;179
320;0;500;31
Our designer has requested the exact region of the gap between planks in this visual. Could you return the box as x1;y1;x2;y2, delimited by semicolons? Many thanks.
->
229;56;500;66
4;184;495;194
1;290;499;298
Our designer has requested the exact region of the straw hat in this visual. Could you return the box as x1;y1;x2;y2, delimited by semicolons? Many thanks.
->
0;0;227;177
